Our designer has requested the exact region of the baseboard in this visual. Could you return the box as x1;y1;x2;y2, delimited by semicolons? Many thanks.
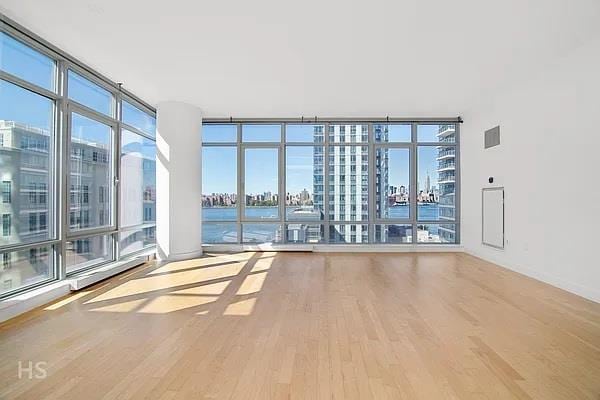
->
0;282;71;324
203;244;464;253
158;249;204;262
464;247;600;304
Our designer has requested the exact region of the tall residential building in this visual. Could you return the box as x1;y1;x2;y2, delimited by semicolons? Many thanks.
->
436;124;456;242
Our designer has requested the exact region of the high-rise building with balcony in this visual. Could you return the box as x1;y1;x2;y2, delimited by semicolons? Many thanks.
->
436;124;456;242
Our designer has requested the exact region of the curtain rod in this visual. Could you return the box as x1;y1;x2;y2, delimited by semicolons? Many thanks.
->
203;116;463;124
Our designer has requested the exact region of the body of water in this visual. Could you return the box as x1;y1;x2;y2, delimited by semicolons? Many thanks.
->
202;204;448;243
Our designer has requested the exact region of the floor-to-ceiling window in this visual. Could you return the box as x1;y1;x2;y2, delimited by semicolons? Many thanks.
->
0;21;156;297
201;120;460;246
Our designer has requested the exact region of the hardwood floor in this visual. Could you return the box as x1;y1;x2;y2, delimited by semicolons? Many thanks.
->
1;252;599;399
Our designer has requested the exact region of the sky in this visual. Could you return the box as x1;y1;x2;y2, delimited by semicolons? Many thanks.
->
202;124;448;195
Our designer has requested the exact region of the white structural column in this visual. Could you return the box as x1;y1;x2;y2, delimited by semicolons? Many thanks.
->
156;101;203;261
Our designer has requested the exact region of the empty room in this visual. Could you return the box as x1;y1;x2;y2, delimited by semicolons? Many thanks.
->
0;0;599;399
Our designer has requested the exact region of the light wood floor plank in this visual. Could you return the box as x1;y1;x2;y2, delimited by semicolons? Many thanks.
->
1;252;599;400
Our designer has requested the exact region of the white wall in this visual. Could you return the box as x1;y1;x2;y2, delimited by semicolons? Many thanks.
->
461;35;600;302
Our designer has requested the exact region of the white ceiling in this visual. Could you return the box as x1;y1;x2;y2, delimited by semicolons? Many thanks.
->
2;0;599;117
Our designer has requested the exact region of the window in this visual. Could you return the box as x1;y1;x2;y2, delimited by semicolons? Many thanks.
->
201;120;459;245
66;234;113;274
203;223;238;244
0;79;54;247
286;124;324;143
1;181;11;203
329;224;369;244
120;130;156;228
286;224;323;243
374;124;411;142
375;225;412;243
1;27;155;298
29;214;37;232
68;70;113;116
417;124;456;143
376;148;410;220
203;124;237;143
0;244;53;296
417;224;457;243
69;113;113;231
122;100;156;137
242;124;281;142
2;214;10;236
417;146;456;223
119;226;156;257
286;146;324;221
244;148;279;219
0;32;55;91
242;224;282;244
202;147;237;222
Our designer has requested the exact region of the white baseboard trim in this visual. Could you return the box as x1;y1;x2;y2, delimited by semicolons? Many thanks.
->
464;248;600;304
0;281;71;324
203;244;464;253
158;249;204;262
0;252;154;324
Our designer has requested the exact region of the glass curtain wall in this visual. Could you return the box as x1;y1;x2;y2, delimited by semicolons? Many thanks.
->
202;121;459;245
0;25;156;297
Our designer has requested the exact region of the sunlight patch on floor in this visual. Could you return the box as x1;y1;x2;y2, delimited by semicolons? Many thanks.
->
44;291;91;310
85;262;246;304
149;253;253;275
138;295;218;313
236;271;268;295
251;255;274;273
88;298;147;313
172;281;230;296
224;298;257;316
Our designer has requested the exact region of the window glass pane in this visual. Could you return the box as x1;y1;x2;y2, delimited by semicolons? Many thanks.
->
203;222;238;243
242;224;282;244
375;224;412;244
328;145;368;221
0;245;53;295
329;224;368;244
328;124;368;143
242;124;281;142
376;148;410;219
417;124;456;143
286;124;324;143
417;224;457;243
286;224;323;244
66;234;113;274
203;147;237;221
69;113;113;231
245;148;278;219
202;124;237;143
0;32;55;91
0;80;54;247
68;71;113;116
120;226;156;257
417;146;455;222
374;124;411;142
286;146;324;221
120;130;156;228
122;101;155;137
